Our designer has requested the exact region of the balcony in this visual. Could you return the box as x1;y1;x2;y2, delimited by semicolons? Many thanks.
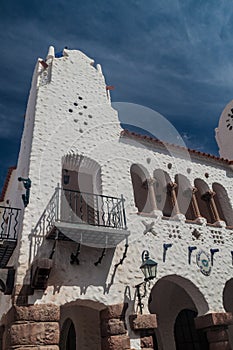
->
40;188;129;248
0;206;21;267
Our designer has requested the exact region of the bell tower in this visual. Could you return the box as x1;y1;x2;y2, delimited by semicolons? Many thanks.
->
215;100;233;160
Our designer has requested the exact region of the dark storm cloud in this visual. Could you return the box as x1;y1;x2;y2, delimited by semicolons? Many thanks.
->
1;0;233;186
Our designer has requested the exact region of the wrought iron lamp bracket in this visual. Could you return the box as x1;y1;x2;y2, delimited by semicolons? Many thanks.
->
135;250;157;314
135;280;151;314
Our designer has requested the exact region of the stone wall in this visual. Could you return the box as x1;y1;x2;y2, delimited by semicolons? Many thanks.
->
100;303;130;350
2;304;60;350
195;312;233;350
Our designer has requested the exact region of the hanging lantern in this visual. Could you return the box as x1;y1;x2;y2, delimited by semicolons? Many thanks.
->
140;250;157;281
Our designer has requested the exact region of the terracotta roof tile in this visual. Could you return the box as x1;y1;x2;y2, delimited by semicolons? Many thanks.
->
121;130;231;165
0;166;16;202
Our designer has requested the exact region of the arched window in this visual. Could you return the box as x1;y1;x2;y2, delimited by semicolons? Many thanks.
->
212;183;233;227
174;309;208;350
130;164;151;213
61;154;102;225
175;174;195;220
60;318;76;350
194;179;215;224
153;170;173;217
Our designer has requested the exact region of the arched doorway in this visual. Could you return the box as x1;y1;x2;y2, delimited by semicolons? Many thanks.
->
60;318;76;350
174;309;208;350
149;275;209;350
65;321;76;350
60;300;105;350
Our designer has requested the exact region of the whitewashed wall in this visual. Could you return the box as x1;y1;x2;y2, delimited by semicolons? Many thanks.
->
3;47;233;348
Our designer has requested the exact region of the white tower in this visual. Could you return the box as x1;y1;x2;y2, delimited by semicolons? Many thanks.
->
4;46;125;286
215;100;233;160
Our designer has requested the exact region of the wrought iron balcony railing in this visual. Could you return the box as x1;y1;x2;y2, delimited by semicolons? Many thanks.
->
0;206;20;241
33;187;127;242
59;188;127;230
0;205;21;267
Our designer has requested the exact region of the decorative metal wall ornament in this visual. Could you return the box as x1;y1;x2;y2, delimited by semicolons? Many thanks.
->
192;229;201;239
163;243;172;262
142;220;157;236
70;243;81;265
196;250;211;276
210;248;219;266
18;177;31;207
188;246;197;265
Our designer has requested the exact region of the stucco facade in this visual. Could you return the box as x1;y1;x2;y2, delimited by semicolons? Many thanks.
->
0;47;233;349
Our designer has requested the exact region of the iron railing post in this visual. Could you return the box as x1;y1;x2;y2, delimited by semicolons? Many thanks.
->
96;194;100;226
8;208;13;239
121;194;127;229
56;186;60;221
13;209;20;240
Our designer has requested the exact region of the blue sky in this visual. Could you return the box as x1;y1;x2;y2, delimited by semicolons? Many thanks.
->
1;0;233;189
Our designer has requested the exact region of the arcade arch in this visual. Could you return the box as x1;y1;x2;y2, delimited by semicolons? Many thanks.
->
212;182;233;227
153;169;174;217
175;174;195;220
129;165;233;227
194;179;214;224
149;275;209;350
131;164;151;213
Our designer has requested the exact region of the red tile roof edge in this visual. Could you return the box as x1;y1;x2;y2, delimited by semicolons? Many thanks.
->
0;166;16;202
121;130;233;166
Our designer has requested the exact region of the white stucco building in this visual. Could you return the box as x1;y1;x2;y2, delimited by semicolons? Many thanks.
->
0;46;233;349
